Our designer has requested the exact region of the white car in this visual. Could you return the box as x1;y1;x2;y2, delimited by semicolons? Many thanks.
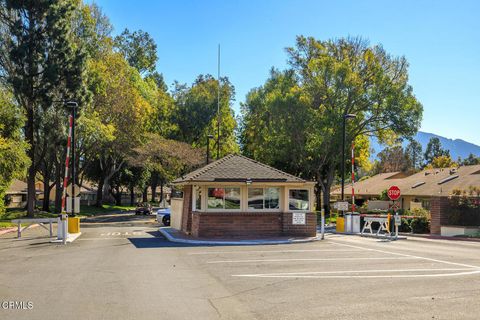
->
156;208;171;226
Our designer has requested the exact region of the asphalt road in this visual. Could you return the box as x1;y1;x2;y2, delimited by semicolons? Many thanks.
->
1;213;480;320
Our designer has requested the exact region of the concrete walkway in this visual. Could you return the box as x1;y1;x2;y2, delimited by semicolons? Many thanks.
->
159;227;321;245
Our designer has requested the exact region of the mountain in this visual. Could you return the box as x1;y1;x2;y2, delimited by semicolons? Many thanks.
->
370;131;480;160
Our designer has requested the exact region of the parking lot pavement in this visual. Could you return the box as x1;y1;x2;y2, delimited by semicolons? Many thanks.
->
2;219;480;320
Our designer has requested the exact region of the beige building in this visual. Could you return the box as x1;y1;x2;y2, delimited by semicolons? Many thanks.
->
331;165;480;210
172;154;317;238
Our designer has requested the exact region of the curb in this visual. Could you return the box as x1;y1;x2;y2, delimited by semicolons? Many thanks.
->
50;232;82;244
0;227;18;236
159;228;321;245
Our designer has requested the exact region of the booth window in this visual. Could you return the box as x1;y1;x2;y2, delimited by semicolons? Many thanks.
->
248;187;280;210
208;187;240;210
194;186;202;211
289;189;309;211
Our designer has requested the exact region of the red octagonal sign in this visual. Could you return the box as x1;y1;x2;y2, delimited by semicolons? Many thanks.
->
388;186;401;201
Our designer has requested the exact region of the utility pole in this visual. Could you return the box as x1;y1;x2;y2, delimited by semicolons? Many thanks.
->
66;101;78;217
216;44;221;160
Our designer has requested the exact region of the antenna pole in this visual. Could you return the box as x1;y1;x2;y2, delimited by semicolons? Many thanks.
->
216;44;220;160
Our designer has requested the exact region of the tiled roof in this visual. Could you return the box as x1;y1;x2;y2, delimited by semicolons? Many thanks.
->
173;154;307;184
6;179;28;194
332;165;480;197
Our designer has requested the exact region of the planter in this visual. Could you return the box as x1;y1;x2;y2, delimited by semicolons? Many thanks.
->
440;225;479;237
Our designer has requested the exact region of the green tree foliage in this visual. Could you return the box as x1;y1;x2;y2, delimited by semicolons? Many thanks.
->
114;28;158;74
84;52;152;204
240;69;309;176
424;137;449;164
0;0;88;216
0;88;30;214
461;153;480;166
242;36;423;212
405;139;423;170
426;155;456;169
173;75;239;159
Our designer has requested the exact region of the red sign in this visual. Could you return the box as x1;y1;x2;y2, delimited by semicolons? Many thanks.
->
387;186;401;201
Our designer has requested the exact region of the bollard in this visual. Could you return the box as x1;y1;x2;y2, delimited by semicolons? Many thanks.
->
321;209;325;240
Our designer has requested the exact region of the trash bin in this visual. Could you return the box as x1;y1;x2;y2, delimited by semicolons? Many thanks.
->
68;217;80;233
352;213;361;233
345;214;352;233
336;217;345;233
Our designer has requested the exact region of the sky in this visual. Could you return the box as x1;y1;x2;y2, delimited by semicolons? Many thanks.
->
90;0;480;145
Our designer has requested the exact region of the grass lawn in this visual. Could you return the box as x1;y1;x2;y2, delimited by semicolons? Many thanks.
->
0;205;135;228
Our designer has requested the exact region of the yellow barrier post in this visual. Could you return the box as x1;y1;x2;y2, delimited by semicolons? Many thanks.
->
336;217;345;233
68;217;80;234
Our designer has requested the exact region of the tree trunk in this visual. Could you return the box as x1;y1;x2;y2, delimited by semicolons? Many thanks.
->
95;178;104;207
26;108;36;217
42;181;51;212
130;186;135;206
160;180;164;204
142;187;148;203
115;186;122;206
54;163;63;213
151;181;157;203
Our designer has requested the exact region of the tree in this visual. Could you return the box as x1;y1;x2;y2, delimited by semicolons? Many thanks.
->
172;75;239;158
242;36;423;213
84;52;152;205
424;137;449;164
426;155;455;169
373;145;409;173
0;0;87;216
461;153;480;166
0;87;30;214
405;139;423;170
114;28;157;74
240;69;309;177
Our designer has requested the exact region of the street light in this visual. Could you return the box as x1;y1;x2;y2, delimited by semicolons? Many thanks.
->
65;101;79;217
206;134;214;164
341;113;356;202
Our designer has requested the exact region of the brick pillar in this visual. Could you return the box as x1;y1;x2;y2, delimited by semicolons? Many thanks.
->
181;185;193;234
430;197;450;235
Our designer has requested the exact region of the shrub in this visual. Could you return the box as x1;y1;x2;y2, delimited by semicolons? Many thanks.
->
411;216;430;233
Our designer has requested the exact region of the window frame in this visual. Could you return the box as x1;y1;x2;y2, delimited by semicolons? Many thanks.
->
207;186;242;211
247;187;281;212
288;188;310;212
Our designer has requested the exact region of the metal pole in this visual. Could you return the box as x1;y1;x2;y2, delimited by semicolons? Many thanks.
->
341;115;346;201
216;44;220;160
320;209;325;240
59;114;73;244
71;106;75;217
351;143;355;213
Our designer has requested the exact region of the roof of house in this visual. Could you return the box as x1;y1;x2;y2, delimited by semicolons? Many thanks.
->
172;154;308;184
6;179;28;194
332;165;480;197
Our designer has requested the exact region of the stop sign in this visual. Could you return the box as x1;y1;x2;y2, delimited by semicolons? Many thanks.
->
387;186;401;201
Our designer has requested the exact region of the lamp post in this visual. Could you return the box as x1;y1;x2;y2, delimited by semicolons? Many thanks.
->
206;134;214;164
341;113;356;202
66;101;79;217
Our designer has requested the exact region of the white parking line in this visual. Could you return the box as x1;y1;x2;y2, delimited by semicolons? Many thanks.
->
208;257;418;264
232;269;480;279
233;268;474;277
329;241;480;269
190;249;360;255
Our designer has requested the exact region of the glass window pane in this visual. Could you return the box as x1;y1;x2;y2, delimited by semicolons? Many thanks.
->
289;189;309;211
208;188;224;209
225;187;241;209
265;187;280;209
248;188;264;209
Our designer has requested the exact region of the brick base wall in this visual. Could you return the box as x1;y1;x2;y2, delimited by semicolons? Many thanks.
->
191;211;317;238
282;212;317;237
430;197;451;235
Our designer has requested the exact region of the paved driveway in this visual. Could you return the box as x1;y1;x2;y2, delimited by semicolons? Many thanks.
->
1;214;480;320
